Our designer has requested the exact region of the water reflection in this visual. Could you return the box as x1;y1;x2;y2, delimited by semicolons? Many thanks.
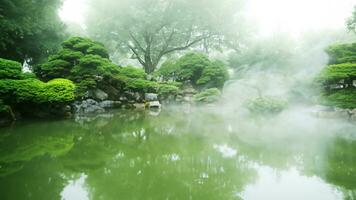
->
0;107;355;199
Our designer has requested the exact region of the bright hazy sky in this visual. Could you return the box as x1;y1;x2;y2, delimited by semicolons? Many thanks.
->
246;0;356;36
59;0;356;35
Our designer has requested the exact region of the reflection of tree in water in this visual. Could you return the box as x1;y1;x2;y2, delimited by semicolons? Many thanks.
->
0;121;77;199
322;136;356;199
59;110;257;200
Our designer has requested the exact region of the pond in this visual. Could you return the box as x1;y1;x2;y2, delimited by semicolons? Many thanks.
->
0;106;355;200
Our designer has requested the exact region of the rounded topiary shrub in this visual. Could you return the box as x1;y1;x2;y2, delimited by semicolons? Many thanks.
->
0;58;22;79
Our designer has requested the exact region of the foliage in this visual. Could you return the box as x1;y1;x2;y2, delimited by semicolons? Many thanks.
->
0;0;65;64
347;6;356;34
118;66;147;79
156;53;229;89
315;63;356;85
326;43;356;65
157;84;180;99
0;100;11;117
317;42;356;109
197;60;229;89
193;88;221;103
320;89;356;109
246;97;287;115
86;0;243;73
0;78;75;104
0;58;22;79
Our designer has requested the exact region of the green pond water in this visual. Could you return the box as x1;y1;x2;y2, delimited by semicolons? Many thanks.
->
0;106;355;200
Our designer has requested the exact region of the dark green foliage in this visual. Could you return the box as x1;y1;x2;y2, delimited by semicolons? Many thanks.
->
156;53;229;89
317;42;356;109
119;66;147;79
0;58;22;79
0;0;65;64
320;89;356;109
193;88;221;103
175;53;210;83
157;84;180;99
61;37;109;58
316;63;356;85
326;43;356;65
38;60;71;80
0;78;75;104
197;60;229;89
37;37;119;96
246;97;287;115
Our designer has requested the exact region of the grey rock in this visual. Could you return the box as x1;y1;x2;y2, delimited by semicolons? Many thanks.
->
84;105;105;114
145;93;158;101
99;100;122;109
148;101;161;109
92;89;108;101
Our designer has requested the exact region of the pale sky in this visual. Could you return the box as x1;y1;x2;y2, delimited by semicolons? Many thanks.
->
59;0;356;35
246;0;356;36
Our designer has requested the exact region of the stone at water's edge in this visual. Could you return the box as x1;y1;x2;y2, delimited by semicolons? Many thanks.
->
148;101;161;109
145;93;158;101
88;89;109;101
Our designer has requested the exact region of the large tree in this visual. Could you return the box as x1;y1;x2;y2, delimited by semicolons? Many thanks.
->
347;6;356;34
0;0;65;64
86;0;243;73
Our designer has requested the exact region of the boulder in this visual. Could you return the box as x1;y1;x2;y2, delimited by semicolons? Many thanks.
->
89;89;108;101
148;101;161;109
134;103;146;110
83;105;105;114
145;93;158;101
99;100;122;109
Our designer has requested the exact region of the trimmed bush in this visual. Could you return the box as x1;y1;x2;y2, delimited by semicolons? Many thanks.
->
156;53;229;89
0;58;22;79
0;78;75;104
320;89;356;109
246;96;287;115
316;63;356;85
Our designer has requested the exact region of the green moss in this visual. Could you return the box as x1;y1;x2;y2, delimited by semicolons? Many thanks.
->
0;58;22;79
246;97;287;115
320;88;356;109
193;88;221;103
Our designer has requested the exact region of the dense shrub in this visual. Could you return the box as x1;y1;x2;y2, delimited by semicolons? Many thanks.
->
317;42;356;109
320;89;356;109
316;63;356;85
119;66;147;79
326;43;356;65
197;60;229;89
246;97;287;115
0;79;75;104
155;53;229;89
193;88;221;103
0;58;22;79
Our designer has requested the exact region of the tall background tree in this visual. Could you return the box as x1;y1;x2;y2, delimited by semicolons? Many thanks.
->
86;0;244;73
347;6;356;34
0;0;65;64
